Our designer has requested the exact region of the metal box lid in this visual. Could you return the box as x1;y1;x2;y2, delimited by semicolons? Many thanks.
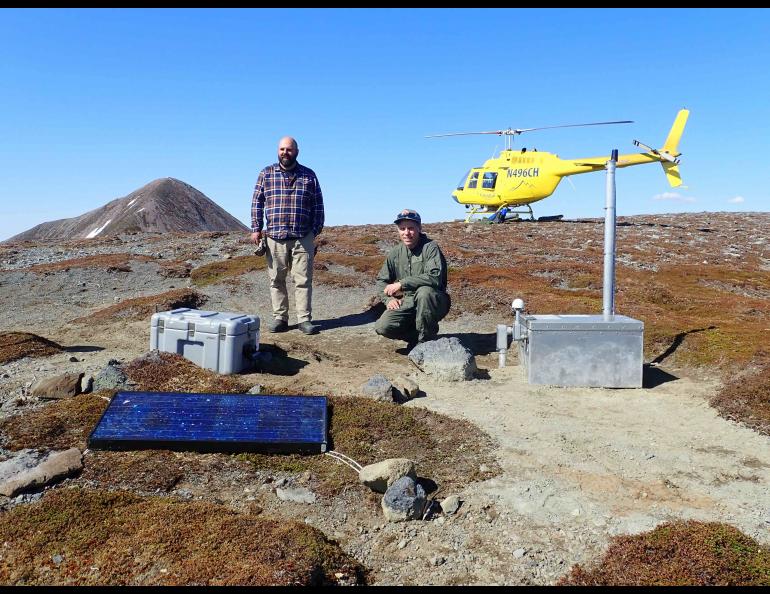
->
522;314;643;332
151;308;260;336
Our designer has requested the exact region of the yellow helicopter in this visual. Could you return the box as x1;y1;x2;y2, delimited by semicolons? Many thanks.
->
428;109;689;222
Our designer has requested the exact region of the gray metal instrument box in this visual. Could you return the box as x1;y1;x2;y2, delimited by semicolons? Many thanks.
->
150;308;260;375
516;314;643;388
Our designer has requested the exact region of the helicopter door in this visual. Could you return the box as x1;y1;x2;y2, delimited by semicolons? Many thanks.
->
482;171;498;190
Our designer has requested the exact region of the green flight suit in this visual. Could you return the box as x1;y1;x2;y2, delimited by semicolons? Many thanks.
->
375;233;450;343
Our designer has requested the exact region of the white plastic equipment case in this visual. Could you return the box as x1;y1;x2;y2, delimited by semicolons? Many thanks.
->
150;308;260;375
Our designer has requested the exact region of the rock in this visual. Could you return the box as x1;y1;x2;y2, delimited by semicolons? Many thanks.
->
80;375;93;394
0;448;83;497
393;375;419;400
381;476;427;522
30;372;84;400
359;458;416;493
513;547;527;559
440;494;461;515
93;360;135;392
247;384;263;394
361;374;394;402
408;337;477;381
276;486;317;504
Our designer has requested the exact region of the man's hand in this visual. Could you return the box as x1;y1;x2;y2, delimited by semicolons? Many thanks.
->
386;298;402;311
384;282;403;297
251;231;262;244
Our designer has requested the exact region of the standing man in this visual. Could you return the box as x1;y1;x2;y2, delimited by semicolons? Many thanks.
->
375;209;450;346
251;136;324;335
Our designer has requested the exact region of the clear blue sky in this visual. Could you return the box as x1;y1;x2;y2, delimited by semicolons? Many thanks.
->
1;8;768;240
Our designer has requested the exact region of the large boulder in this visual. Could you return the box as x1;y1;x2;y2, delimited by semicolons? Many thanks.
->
408;337;477;381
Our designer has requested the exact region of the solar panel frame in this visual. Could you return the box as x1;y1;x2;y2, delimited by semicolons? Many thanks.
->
88;391;328;454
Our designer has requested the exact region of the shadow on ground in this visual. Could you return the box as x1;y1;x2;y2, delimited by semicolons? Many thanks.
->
254;343;309;376
64;345;105;353
643;364;679;389
314;309;381;331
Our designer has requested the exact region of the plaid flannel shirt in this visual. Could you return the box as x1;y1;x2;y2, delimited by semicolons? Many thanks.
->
250;163;325;239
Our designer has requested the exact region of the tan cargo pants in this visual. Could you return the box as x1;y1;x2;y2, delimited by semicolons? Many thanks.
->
265;232;315;324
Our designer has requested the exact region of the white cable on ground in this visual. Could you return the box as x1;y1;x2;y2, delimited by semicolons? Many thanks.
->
328;450;363;471
324;450;362;473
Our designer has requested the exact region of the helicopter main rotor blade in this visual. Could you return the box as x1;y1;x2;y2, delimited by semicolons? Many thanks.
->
426;120;633;138
514;120;633;133
425;131;509;138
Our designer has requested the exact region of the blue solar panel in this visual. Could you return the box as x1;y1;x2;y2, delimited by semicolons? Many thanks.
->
88;391;328;454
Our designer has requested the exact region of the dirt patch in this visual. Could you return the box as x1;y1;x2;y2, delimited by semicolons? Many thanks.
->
0;332;64;364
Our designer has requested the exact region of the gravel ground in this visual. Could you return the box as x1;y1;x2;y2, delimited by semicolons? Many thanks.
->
1;215;768;585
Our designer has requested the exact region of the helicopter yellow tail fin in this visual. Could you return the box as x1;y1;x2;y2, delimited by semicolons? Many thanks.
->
661;161;682;187
662;109;689;155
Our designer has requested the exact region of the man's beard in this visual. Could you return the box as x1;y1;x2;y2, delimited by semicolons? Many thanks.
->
280;156;297;169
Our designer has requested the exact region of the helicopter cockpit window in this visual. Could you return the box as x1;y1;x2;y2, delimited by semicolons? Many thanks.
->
482;172;498;189
467;171;479;189
456;170;471;190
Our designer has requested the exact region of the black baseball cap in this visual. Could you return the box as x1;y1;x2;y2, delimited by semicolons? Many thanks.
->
394;209;421;225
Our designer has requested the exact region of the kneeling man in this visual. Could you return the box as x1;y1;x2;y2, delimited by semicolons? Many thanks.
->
375;209;450;345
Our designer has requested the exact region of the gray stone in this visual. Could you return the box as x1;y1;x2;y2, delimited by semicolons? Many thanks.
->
408;337;477;381
440;494;461;515
359;458;416;493
381;476;427;522
31;372;84;400
0;448;83;497
361;374;394;402
513;547;527;559
93;360;135;392
247;384;263;394
276;486;317;504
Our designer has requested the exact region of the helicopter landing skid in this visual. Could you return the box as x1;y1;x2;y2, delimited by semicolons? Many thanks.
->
465;204;535;224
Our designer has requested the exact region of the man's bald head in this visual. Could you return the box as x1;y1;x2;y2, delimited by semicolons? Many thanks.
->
278;136;299;170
